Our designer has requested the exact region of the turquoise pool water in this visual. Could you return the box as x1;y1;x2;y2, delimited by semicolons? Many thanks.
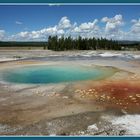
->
0;65;115;84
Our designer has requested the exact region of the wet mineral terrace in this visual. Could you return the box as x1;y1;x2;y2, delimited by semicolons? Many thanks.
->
0;54;140;135
74;80;140;114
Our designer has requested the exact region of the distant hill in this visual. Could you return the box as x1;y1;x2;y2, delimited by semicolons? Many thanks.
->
0;41;48;47
118;40;140;45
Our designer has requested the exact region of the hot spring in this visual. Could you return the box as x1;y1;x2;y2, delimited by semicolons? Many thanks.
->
0;65;116;84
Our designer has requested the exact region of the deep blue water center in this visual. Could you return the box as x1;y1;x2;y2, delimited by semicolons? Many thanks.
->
1;65;115;84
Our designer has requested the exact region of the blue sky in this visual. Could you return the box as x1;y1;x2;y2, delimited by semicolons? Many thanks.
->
0;5;140;41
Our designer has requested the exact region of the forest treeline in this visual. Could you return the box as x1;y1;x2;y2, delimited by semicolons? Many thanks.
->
0;36;140;51
48;36;140;51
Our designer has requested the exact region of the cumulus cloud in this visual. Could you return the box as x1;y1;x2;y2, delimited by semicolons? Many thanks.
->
11;17;71;41
69;19;100;39
101;14;125;40
101;14;124;33
73;19;98;33
0;30;5;40
131;18;140;33
131;19;137;23
16;21;23;25
58;16;71;29
3;15;140;41
11;25;65;41
127;18;140;40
